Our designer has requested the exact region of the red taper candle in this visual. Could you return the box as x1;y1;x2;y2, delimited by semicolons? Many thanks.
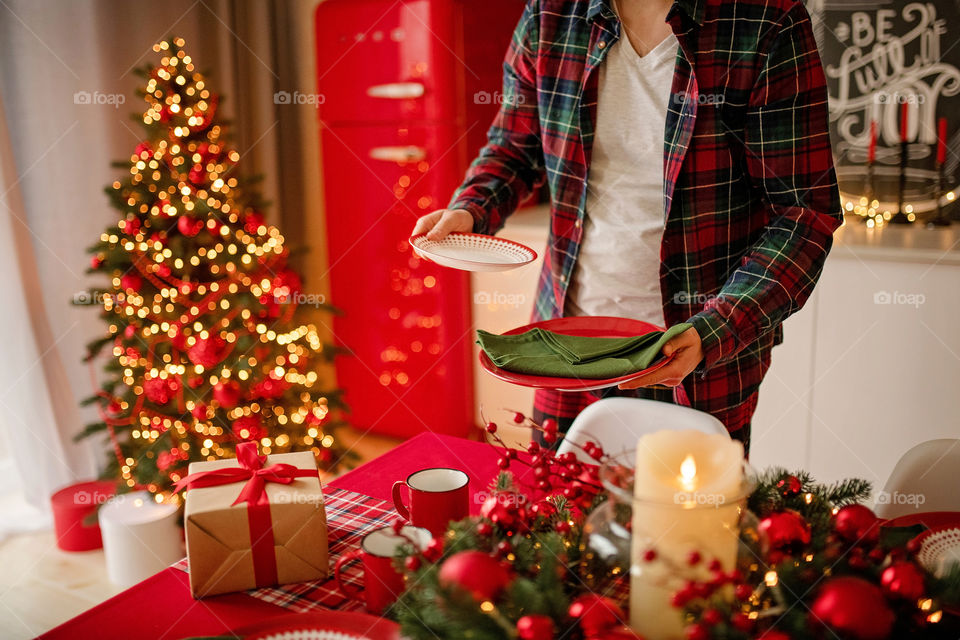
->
900;102;909;142
937;117;947;165
868;120;877;163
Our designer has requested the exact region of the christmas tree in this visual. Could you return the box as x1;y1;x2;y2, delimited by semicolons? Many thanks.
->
76;37;354;498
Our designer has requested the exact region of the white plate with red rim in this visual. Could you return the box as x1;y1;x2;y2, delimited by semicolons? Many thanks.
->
409;232;537;272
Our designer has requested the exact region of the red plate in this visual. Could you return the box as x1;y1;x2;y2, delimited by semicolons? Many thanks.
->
230;611;402;640
478;316;675;392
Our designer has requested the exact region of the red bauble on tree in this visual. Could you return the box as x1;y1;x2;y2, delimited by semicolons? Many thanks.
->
188;334;228;369
437;551;511;601
231;415;265;441
480;491;526;530
567;594;627;637
212;379;242;409
516;615;554;640
808;576;894;640
833;504;880;544
758;509;811;553
880;561;926;600
177;214;203;237
776;475;802;497
119;272;142;292
143;375;179;405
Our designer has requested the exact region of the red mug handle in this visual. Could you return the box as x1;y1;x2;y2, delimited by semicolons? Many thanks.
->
392;481;410;519
334;550;364;602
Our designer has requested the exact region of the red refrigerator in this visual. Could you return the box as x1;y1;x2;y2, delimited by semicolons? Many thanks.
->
314;0;523;438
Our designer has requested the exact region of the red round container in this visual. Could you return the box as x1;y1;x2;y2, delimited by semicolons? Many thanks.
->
50;480;117;551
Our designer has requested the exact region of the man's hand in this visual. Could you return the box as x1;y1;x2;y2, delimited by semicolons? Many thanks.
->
618;327;703;389
412;209;474;241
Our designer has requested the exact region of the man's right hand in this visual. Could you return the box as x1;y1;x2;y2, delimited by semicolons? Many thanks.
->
411;209;474;241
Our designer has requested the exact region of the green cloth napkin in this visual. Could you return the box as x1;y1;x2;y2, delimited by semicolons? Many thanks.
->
477;323;692;379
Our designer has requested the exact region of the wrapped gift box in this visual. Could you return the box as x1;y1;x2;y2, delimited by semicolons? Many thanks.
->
182;445;329;597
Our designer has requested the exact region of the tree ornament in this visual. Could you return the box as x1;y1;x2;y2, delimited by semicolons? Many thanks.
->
516;615;554;640
404;555;421;572
758;509;811;552
756;631;791;640
191;403;208;420
480;491;524;529
833;504;880;544
119;272;142;292
568;594;626;637
776;475;802;497
90;255;103;269
244;211;265;234
212;379;242;408
143;375;179;405
437;551;510;601
177;214;203;237
684;623;709;640
188;334;228;368
231;415;265;441
880;561;926;600
808;576;894;640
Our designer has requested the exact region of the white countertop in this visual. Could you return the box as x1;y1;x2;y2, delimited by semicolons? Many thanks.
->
505;205;960;267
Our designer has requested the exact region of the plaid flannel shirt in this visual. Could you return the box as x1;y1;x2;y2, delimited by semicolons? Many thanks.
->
449;0;842;433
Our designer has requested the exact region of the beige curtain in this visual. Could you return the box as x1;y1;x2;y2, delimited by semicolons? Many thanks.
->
0;0;328;522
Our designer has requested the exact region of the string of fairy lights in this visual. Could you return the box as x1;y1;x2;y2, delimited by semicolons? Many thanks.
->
91;38;337;499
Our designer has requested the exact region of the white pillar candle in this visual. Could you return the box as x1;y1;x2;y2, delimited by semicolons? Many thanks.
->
629;430;746;639
99;491;182;588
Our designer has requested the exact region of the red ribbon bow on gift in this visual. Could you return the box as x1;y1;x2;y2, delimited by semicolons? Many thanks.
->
174;441;318;588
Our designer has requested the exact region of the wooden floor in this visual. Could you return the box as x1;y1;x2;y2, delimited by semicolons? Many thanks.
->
0;428;401;640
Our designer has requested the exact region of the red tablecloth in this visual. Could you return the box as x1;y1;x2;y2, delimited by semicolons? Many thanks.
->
38;433;510;640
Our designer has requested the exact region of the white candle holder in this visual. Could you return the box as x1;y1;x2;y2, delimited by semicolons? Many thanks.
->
580;449;759;640
99;490;183;587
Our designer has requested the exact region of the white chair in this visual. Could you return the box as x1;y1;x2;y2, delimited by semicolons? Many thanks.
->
556;397;728;463
874;439;960;519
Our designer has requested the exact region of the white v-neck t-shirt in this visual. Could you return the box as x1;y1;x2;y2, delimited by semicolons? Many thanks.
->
566;30;678;325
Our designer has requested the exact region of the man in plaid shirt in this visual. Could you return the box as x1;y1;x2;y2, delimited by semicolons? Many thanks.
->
413;0;842;451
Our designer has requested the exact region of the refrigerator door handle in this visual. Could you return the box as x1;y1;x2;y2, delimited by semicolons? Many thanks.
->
366;82;425;99
368;146;427;162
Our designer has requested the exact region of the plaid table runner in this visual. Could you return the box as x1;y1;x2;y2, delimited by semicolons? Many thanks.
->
173;487;396;613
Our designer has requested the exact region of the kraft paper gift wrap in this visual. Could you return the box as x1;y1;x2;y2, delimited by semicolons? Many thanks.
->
183;449;329;597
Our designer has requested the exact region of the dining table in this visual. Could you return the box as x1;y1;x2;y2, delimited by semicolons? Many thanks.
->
39;432;524;640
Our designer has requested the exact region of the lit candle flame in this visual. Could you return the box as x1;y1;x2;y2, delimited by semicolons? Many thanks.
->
679;454;697;491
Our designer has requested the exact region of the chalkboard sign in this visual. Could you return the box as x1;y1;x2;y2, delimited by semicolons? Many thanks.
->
812;0;960;218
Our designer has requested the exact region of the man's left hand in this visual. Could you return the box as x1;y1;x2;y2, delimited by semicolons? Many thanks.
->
618;327;703;389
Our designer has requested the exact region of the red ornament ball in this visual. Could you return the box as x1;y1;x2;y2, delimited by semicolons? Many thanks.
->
516;615;554;640
213;379;242;409
188;334;228;369
833;504;880;545
568;594;626;637
231;415;265;441
684;624;710;640
809;576;894;640
177;214;203;237
880;561;926;600
119;272;142;292
757;632;791;640
776;475;802;497
437;551;510;601
90;255;103;269
758;509;811;552
143;376;179;405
